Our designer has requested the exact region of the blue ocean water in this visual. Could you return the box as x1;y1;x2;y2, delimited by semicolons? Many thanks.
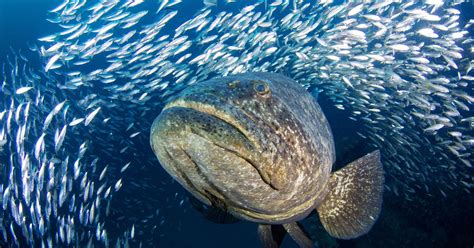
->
1;1;474;247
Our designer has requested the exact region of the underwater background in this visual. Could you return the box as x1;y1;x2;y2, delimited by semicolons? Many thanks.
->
0;0;473;247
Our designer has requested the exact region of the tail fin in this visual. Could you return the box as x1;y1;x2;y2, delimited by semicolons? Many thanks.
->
316;150;384;239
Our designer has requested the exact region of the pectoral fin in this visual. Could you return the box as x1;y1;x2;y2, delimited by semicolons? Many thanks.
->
316;150;384;239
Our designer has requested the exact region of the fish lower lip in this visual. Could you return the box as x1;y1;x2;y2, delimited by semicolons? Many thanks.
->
179;147;229;207
176;145;265;217
176;135;277;215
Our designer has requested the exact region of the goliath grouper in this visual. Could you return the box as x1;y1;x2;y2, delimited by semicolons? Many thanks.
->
150;72;384;247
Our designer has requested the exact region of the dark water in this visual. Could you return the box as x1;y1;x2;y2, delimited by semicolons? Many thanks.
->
1;1;474;248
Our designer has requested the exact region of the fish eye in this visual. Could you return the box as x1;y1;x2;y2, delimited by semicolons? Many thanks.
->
253;81;270;97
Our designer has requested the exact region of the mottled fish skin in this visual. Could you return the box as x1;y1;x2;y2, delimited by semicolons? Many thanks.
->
151;72;335;224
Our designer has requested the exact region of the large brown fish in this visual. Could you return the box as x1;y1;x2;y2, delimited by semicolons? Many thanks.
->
150;72;384;247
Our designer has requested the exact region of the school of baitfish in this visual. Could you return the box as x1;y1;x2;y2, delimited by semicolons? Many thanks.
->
0;0;473;247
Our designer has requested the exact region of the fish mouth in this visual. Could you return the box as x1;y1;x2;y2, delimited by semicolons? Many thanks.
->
164;138;317;224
